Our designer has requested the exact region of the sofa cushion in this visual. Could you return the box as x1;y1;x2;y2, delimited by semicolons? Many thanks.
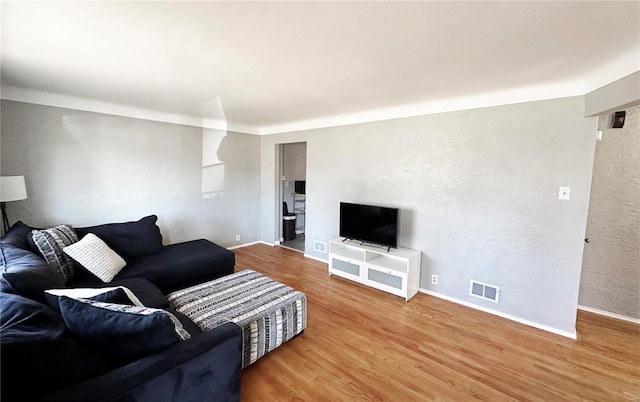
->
0;220;34;251
1;243;65;303
99;278;169;308
59;297;191;362
30;225;79;283
0;292;114;401
43;322;242;402
67;239;235;293
96;277;169;308
120;239;235;293
45;286;143;312
1;291;66;348
66;277;170;308
75;215;163;259
63;233;126;282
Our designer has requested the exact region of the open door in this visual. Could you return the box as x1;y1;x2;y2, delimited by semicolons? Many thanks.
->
277;142;307;253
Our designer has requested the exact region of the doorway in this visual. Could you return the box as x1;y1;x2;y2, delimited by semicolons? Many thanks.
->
278;142;307;253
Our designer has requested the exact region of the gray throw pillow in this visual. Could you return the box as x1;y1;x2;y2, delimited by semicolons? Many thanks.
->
30;225;79;283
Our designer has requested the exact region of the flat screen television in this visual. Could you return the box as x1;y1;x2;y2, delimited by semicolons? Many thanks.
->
339;202;398;250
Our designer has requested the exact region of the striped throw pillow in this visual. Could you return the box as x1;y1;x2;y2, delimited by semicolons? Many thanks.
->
63;233;126;283
30;225;79;283
45;286;144;312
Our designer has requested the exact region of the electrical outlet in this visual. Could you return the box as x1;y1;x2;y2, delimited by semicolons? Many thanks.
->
431;275;438;285
558;187;571;201
235;234;240;242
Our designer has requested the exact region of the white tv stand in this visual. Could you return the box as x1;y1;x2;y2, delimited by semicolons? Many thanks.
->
328;238;422;301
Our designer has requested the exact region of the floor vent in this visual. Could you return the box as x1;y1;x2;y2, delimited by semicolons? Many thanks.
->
469;280;500;303
314;241;327;253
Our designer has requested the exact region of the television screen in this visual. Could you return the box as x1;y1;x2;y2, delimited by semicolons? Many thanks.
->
339;202;398;249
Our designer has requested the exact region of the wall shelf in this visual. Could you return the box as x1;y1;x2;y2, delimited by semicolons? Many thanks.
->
293;193;305;233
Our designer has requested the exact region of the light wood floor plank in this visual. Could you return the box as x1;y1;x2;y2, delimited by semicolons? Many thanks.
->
235;244;640;401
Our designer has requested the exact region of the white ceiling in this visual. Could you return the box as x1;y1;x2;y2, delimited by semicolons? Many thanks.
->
1;1;639;134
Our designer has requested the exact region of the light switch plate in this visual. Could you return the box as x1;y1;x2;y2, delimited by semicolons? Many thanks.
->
558;187;571;201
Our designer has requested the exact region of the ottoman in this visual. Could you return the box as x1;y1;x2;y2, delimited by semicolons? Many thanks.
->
167;269;307;368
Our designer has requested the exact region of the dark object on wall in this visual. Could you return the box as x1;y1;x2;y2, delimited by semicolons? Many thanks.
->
612;111;626;128
294;181;306;194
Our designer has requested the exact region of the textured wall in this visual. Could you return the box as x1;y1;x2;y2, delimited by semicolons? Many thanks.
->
579;106;640;318
0;100;261;247
261;97;597;335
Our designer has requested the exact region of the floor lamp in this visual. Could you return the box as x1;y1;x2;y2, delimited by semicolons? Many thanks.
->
1;176;28;234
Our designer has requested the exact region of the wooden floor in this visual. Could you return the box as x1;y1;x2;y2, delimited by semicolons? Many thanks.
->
235;244;640;401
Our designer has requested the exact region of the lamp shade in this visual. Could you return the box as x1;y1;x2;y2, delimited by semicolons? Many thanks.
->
0;176;28;202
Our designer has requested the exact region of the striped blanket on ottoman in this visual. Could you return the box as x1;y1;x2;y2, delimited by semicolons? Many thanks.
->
167;269;307;368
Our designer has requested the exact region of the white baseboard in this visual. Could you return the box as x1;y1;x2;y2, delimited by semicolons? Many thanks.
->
231;241;329;266
577;305;640;324
303;253;329;264
228;241;274;250
419;288;577;340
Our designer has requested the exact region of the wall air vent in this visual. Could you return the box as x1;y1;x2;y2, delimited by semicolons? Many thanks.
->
314;240;327;253
469;280;500;303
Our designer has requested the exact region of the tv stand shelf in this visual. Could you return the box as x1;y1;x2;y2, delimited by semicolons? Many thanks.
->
328;238;421;301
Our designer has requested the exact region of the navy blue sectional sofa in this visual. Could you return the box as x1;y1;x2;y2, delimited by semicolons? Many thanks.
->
0;216;241;402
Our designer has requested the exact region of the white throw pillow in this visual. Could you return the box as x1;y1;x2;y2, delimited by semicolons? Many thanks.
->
63;233;126;282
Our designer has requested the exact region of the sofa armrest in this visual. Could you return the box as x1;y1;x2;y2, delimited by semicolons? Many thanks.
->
43;322;242;402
